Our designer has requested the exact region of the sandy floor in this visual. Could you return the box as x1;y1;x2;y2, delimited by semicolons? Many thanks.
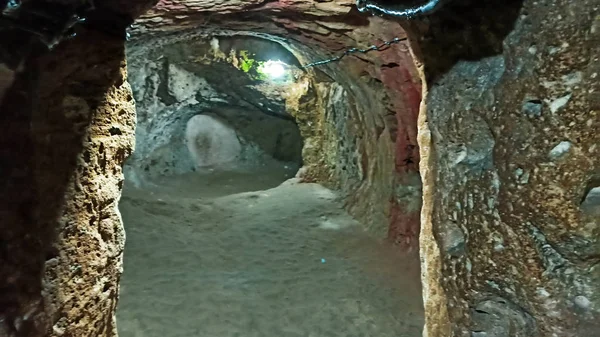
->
117;164;424;337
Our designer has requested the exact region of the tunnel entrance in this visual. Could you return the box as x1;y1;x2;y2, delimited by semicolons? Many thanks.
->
117;30;424;337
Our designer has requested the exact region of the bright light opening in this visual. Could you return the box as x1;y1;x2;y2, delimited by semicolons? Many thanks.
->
260;60;286;79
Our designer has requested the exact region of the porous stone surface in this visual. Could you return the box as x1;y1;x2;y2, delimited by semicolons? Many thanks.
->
0;29;135;336
409;0;600;336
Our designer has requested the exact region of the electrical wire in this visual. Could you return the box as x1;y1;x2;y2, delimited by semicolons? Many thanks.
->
356;0;445;18
302;36;407;69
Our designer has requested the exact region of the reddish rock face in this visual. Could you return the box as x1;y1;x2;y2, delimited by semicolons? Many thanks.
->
377;42;423;247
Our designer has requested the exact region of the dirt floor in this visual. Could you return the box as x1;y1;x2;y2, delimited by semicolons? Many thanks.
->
117;162;424;337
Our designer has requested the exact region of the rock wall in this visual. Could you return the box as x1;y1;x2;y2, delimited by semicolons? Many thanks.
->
184;114;243;169
286;20;423;242
0;29;135;336
410;0;600;335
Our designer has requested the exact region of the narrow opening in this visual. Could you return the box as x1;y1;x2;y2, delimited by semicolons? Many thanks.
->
118;23;424;337
581;175;600;216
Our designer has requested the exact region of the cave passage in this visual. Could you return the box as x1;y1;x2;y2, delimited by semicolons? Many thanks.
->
1;1;598;336
116;34;424;337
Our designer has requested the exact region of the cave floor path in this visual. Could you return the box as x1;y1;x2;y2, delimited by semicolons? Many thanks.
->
117;165;424;337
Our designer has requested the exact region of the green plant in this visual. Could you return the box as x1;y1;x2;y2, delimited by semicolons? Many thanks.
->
239;50;255;73
238;50;268;81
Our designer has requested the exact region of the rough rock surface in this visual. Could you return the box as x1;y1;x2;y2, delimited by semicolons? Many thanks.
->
184;114;243;169
0;29;135;336
410;0;600;336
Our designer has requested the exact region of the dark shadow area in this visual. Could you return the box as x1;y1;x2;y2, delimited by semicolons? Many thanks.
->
0;28;127;334
405;0;525;83
0;32;48;337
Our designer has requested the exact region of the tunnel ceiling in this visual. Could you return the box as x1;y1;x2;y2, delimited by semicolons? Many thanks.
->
127;35;307;121
130;0;382;63
125;33;310;182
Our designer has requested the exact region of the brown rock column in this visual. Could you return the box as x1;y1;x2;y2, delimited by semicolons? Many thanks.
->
0;28;135;336
410;0;600;336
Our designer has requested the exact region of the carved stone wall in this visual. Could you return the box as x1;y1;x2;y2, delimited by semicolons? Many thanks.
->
0;29;135;336
411;0;600;335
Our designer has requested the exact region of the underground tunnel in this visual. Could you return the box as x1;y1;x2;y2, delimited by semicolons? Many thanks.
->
117;21;425;337
0;1;599;337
